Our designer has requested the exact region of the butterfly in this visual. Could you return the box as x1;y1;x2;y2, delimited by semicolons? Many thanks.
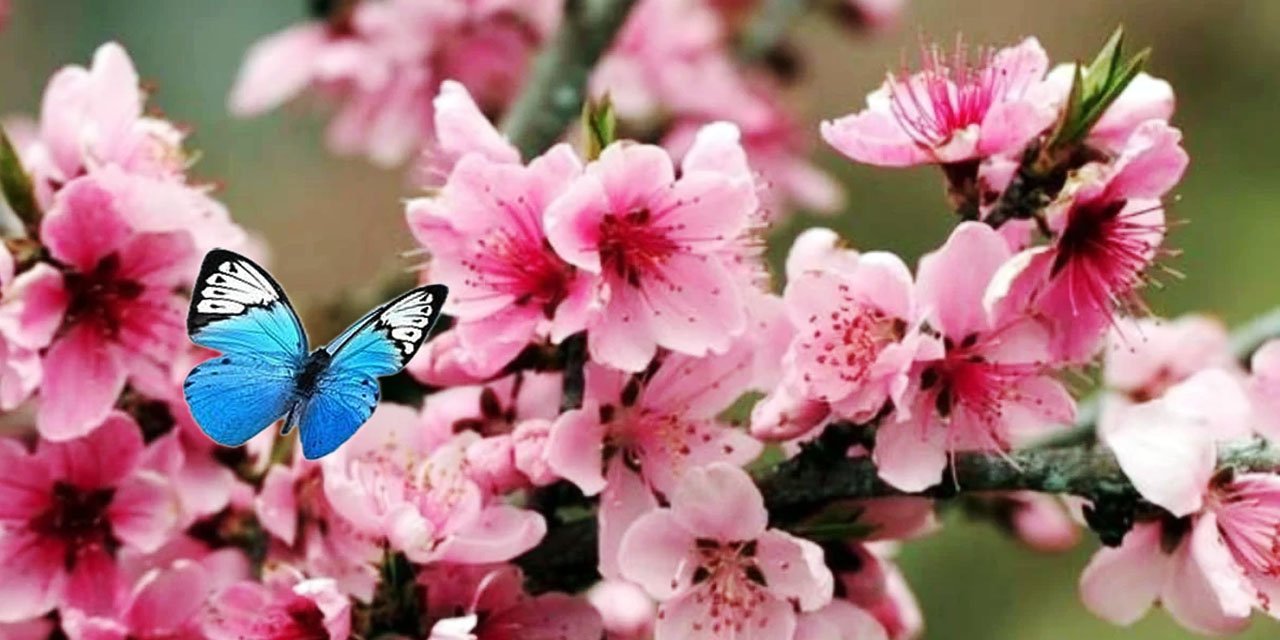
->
183;248;448;459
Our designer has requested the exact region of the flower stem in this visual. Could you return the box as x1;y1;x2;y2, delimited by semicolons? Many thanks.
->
502;0;641;159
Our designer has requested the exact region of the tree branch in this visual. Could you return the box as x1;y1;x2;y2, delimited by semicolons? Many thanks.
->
502;0;640;159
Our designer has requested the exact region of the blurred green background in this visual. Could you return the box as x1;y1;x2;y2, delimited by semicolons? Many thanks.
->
2;1;1278;638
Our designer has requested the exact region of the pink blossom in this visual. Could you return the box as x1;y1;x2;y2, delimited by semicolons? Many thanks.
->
421;563;604;640
772;227;919;430
1104;314;1234;401
1080;474;1280;634
876;222;1075;491
408;144;585;374
0;413;178;622
1100;369;1251;517
834;544;923;640
987;121;1189;361
1006;492;1081;552
1248;340;1280;443
10;176;193;439
546;343;762;576
822;37;1054;167
418;80;521;186
321;404;546;565
619;463;834;639
229;1;557;167
544;124;760;371
795;600;889;640
202;566;351;640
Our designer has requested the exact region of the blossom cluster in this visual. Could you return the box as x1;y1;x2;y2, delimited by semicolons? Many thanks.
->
0;5;1278;640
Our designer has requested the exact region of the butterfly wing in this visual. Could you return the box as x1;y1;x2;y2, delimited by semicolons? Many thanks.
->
296;284;448;459
183;249;308;446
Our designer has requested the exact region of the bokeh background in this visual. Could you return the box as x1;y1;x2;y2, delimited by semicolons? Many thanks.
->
2;1;1278;638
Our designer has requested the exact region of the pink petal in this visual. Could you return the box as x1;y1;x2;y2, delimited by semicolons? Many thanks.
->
670;463;767;541
1;264;69;350
39;411;142;488
439;505;546;564
795;601;888;640
755;530;835;612
1089;73;1175;151
108;472;179;553
432;79;520;164
1078;522;1168;626
228;23;326;115
1162;514;1254;635
656;587;796;640
598;460;660;580
0;533;64;622
123;560;209;635
40;178;132;272
646;255;746;359
617;510;697;600
0;440;52;520
545;404;608;495
255;464;299;545
872;417;948;492
977;99;1055;157
916;222;1010;340
593;143;675;213
1104;120;1188;201
488;593;605;640
681;121;751;181
658;172;754;250
62;545;122;617
820;110;933;168
588;284;658;372
37;326;127;441
1100;397;1214;517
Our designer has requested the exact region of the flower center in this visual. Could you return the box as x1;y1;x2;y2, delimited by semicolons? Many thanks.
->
599;208;679;288
922;336;1041;450
1212;476;1280;579
799;301;900;397
61;252;144;339
466;229;572;319
689;538;771;635
29;481;118;569
1050;199;1163;318
887;40;1002;148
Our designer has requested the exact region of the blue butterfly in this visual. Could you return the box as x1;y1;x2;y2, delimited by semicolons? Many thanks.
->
183;249;447;459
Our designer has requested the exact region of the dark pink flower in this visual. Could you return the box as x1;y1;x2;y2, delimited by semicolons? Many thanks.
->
0;413;178;623
822;37;1054;167
421;563;603;640
202;566;351;640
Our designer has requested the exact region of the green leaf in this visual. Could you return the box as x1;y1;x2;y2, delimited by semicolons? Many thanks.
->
1048;26;1152;148
0;126;41;234
580;93;617;161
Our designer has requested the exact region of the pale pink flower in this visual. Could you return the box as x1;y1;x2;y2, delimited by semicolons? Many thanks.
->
876;222;1075;491
619;463;834;639
771;227;919;430
1081;474;1280;634
1104;314;1234;401
321;404;546;565
795;600;889;640
544;124;759;371
13;176;194;439
1006;492;1081;552
822;37;1054;167
202;566;351;640
230;1;557;167
546;343;762;576
987;120;1189;361
421;563;604;640
407;329;496;386
587;580;656;639
1100;369;1251;518
408;144;586;374
0;413;179;622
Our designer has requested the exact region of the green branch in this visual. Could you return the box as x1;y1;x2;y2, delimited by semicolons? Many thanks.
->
502;0;640;159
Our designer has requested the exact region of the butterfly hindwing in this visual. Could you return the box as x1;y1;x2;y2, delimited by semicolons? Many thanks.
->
296;284;448;459
184;249;308;447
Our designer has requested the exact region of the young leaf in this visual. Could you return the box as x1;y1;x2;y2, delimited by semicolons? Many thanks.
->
580;94;617;161
0;126;41;233
1048;26;1152;148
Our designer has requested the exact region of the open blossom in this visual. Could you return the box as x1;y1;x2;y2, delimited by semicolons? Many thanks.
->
1103;314;1234;401
0;413;178;622
7;176;193;439
547;342;762;576
620;463;834;639
822;37;1054;167
875;223;1075;491
321;403;546;566
203;566;351;640
545;123;760;371
408;140;586;376
987;120;1189;361
1081;473;1280;635
1248;340;1280;443
229;1;557;166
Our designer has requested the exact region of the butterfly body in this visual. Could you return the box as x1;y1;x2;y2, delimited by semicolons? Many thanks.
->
183;249;447;458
